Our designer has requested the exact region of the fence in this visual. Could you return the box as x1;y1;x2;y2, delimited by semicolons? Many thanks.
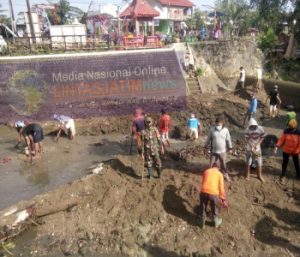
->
4;34;110;55
3;34;163;55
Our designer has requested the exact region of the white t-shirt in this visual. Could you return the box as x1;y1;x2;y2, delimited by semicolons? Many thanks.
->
240;69;245;82
189;56;194;65
256;68;262;79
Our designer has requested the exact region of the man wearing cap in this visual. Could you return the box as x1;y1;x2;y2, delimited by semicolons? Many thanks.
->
6;120;27;148
244;118;266;182
274;119;300;182
199;163;227;229
286;105;297;127
266;85;281;118
141;115;164;179
187;113;202;141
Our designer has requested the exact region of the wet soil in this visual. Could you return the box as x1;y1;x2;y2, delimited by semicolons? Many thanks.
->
0;90;299;257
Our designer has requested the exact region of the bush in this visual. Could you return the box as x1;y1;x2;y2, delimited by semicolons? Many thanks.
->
258;28;277;53
194;67;203;76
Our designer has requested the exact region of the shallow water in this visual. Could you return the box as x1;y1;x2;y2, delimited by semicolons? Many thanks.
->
0;125;128;210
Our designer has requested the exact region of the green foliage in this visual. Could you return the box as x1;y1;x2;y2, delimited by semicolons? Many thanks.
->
47;0;84;25
0;4;10;25
195;67;203;77
258;28;277;53
215;0;253;36
57;0;70;25
185;9;204;30
250;0;290;32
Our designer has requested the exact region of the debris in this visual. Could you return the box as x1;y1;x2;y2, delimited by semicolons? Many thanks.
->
0;157;12;165
12;208;34;226
86;163;104;175
0;207;18;219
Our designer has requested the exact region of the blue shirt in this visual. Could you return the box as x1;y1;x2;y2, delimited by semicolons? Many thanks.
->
188;118;200;129
249;98;258;113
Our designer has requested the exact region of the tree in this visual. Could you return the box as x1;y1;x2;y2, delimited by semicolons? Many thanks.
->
249;0;290;32
215;0;253;36
185;9;205;30
0;4;10;25
57;0;70;25
47;0;84;25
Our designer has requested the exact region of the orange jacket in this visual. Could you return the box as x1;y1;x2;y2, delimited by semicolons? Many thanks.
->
201;167;225;200
276;128;300;154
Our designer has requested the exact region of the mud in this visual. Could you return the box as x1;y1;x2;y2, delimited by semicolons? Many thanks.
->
0;89;300;257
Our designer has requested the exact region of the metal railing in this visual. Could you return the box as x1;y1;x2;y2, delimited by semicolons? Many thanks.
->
4;34;110;55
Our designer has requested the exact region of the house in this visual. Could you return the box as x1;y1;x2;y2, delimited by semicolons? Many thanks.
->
148;0;194;34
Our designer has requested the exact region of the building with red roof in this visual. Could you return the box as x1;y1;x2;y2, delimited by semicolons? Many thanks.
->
148;0;194;34
119;0;194;35
120;0;160;35
159;0;194;8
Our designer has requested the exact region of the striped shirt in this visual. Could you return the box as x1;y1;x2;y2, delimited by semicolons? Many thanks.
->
245;126;265;151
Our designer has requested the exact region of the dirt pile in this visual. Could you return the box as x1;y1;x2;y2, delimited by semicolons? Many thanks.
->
1;154;299;257
1;90;299;257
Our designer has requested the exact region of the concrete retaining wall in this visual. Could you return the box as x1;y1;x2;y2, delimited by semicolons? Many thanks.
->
247;76;300;110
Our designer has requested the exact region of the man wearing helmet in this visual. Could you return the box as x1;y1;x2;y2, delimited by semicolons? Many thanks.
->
141;115;164;179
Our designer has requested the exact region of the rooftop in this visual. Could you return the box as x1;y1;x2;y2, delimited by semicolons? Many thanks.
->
120;0;160;18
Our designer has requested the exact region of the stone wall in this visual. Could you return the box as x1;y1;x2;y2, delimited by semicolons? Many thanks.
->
190;39;264;91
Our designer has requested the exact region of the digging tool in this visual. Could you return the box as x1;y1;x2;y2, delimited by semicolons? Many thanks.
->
141;154;144;186
129;134;134;154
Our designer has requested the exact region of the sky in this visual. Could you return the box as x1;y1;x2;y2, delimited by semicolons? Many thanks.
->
1;0;216;18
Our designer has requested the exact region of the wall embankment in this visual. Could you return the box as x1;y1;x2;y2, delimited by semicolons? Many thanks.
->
247;76;300;110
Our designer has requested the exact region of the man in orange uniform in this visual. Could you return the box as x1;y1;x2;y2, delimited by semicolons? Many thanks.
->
199;164;227;229
158;109;172;148
274;119;300;182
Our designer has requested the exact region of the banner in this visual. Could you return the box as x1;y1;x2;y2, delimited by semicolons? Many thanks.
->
0;49;186;122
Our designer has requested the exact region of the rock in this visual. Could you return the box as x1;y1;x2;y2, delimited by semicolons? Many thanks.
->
60;239;79;256
229;240;236;248
86;231;94;241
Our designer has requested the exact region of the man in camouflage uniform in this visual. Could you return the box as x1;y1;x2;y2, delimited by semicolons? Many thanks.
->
141;116;164;179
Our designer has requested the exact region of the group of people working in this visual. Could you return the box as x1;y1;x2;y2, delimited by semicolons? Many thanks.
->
6;100;299;230
7;114;76;162
245;84;285;126
131;102;299;229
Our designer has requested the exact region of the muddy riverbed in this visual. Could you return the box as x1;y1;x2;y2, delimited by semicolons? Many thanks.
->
0;125;128;210
0;91;299;257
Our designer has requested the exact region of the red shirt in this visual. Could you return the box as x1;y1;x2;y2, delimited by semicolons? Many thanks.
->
159;114;171;133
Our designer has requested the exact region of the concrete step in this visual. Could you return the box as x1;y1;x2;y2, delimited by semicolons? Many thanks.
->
188;85;201;89
186;78;198;82
187;82;199;86
189;89;201;93
187;82;200;86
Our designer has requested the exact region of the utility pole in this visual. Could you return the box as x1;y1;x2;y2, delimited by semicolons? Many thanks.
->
117;5;120;34
8;0;16;34
26;0;36;43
